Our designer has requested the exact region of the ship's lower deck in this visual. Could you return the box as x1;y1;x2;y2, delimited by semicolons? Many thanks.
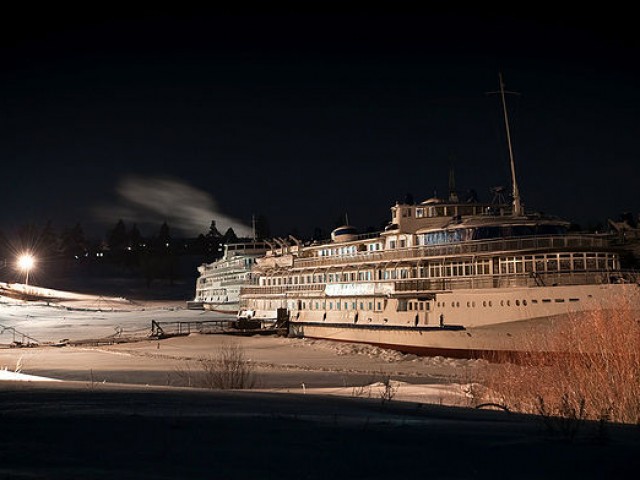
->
241;282;640;357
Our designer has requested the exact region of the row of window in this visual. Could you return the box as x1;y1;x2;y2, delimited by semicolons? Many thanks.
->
317;243;386;258
251;300;386;312
247;295;582;314
499;253;616;274
435;298;580;309
414;205;492;218
198;273;250;286
259;252;618;286
415;225;571;246
204;258;255;271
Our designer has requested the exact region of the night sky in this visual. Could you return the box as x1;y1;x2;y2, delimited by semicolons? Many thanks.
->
2;6;639;240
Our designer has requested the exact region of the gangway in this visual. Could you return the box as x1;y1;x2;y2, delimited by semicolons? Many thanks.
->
150;318;237;338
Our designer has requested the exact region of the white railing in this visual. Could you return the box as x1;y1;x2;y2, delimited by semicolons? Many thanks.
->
239;269;638;297
291;234;612;270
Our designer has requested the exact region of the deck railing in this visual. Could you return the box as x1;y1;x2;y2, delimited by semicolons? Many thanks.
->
239;270;637;297
392;270;635;291
288;234;612;270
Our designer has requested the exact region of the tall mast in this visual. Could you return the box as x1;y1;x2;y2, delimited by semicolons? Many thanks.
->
448;161;458;202
498;72;523;216
251;214;256;241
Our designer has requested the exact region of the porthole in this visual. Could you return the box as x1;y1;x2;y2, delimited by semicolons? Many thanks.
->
488;301;493;307
472;301;476;308
483;301;487;307
515;300;520;306
507;300;511;306
523;300;527;306
500;300;504;307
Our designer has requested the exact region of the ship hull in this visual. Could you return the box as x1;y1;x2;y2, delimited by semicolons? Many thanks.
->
287;283;640;359
289;315;569;360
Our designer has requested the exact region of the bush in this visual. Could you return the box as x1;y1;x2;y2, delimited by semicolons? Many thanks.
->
198;343;257;389
477;301;640;426
174;343;257;389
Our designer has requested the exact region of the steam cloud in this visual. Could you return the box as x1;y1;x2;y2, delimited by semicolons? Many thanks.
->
97;176;252;237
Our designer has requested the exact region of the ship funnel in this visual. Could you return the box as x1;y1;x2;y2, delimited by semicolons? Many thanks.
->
331;225;358;242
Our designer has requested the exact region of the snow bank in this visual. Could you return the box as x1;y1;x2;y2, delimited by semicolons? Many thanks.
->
290;338;488;367
0;368;61;382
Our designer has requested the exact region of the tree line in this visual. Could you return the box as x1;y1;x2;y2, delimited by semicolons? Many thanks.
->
0;212;387;286
0;217;271;286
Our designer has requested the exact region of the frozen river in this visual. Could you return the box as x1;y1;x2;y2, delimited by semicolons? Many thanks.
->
0;284;228;345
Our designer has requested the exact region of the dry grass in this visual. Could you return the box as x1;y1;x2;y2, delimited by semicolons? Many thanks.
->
174;343;257;389
477;302;640;426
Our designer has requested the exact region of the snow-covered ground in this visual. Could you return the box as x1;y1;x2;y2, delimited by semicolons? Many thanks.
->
0;283;224;344
0;367;61;382
0;282;487;408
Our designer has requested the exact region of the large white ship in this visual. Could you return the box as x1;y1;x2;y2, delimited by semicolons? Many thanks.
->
238;76;640;357
190;241;270;314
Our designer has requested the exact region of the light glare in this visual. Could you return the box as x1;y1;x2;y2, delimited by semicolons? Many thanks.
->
17;254;35;271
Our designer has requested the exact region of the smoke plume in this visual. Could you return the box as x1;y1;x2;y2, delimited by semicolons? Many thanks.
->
96;175;251;237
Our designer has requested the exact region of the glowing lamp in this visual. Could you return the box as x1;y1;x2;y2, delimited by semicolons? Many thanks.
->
17;253;35;286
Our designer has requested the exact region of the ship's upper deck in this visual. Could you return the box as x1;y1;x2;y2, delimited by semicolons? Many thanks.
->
384;198;570;236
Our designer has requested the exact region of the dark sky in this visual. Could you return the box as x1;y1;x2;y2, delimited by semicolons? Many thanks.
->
2;6;639;240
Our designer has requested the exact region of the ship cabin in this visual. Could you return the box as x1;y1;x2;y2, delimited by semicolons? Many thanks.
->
379;197;576;250
223;240;272;258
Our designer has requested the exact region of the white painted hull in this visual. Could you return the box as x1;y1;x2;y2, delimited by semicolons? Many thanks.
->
290;315;576;358
288;283;640;357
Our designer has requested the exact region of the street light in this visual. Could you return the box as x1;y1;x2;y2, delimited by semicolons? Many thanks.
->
17;253;35;286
